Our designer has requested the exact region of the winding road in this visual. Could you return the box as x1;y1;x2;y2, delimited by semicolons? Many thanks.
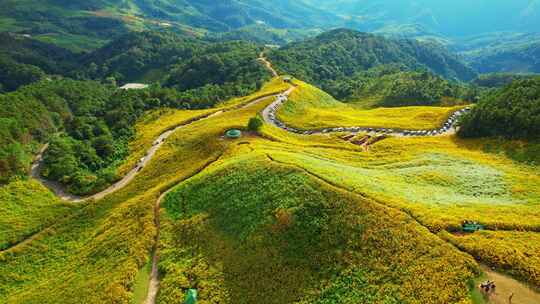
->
30;93;280;204
32;54;470;203
261;83;471;138
27;55;484;303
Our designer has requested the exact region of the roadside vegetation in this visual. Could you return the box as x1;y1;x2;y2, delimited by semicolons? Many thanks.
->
0;180;78;250
1;26;540;303
459;77;540;139
442;231;540;288
277;81;466;130
0;31;274;194
1;73;540;302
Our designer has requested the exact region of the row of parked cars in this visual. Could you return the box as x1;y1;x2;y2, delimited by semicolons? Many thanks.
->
266;95;472;137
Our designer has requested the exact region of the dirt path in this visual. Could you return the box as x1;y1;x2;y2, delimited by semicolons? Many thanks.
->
258;52;278;77
31;144;84;202
144;191;167;304
479;265;540;304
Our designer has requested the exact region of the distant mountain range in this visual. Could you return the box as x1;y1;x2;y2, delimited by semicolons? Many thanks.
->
1;0;540;74
303;0;540;37
3;0;540;39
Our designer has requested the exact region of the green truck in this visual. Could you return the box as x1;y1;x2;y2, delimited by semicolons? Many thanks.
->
462;221;484;233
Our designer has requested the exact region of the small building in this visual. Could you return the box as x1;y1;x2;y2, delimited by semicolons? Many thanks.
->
119;83;149;90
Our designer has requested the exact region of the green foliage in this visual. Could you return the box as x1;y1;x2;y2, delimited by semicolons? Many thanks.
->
459;77;540;139
0;180;78;250
0;30;272;191
468;42;540;74
336;66;477;106
269;29;477;101
158;156;478;303
247;116;263;132
79;31;270;105
0;32;77;74
471;73;539;88
0;56;45;92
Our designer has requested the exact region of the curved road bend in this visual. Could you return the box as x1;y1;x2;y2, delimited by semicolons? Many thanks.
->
261;91;471;138
27;54;473;302
257;56;471;138
31;93;282;203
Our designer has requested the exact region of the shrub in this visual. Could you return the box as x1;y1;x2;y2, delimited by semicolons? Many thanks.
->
247;116;263;132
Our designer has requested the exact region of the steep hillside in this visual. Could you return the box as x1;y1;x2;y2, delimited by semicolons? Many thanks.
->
270;29;476;82
158;154;478;303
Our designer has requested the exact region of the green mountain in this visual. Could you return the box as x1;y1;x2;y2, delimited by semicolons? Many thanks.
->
269;29;477;101
0;0;337;50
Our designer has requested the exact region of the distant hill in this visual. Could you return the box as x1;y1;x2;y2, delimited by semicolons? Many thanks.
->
471;73;540;88
269;29;476;101
459;77;540;139
466;42;540;74
0;0;337;50
301;0;540;37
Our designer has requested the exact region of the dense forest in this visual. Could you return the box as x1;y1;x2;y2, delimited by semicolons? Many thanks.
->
0;76;267;194
0;31;270;98
268;29;478;103
0;31;272;193
459;77;540;139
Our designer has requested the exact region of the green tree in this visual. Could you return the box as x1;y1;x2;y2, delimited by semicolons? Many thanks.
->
248;117;263;132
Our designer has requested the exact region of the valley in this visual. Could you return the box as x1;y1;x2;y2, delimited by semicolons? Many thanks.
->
1;2;540;303
1;51;539;303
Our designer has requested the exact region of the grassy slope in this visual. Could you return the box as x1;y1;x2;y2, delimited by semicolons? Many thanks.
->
0;78;286;303
1;77;539;302
277;81;466;130
117;77;289;176
0;180;78;250
158;153;478;303
262;136;540;232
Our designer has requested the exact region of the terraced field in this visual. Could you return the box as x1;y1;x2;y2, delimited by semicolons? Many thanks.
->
2;59;540;304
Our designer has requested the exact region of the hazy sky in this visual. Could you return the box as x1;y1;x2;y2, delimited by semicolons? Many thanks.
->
304;0;540;36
